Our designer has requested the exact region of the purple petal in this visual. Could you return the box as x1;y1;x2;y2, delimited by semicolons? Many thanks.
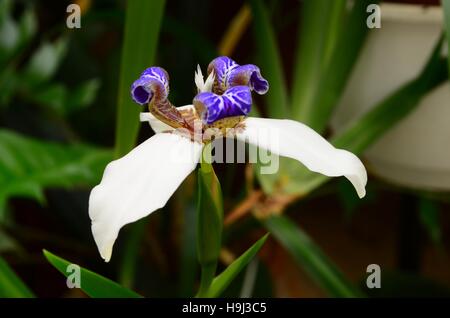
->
228;64;269;95
131;67;169;105
207;56;238;94
193;86;252;124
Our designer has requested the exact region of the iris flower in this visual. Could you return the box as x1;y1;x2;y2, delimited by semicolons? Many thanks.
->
89;56;367;262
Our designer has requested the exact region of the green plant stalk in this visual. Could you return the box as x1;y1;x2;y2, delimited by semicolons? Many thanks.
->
443;0;450;76
249;0;289;119
313;0;376;133
114;0;165;157
264;216;364;297
0;256;34;298
206;233;269;298
291;0;343;124
196;263;217;298
321;0;346;67
418;197;442;245
196;145;223;297
218;4;251;56
293;0;375;132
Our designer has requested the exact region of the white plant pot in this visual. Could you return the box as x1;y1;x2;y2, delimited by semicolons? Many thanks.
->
331;3;450;191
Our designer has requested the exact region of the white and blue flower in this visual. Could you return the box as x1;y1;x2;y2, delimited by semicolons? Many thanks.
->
89;57;367;262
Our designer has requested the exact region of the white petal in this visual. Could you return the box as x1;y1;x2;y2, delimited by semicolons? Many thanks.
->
89;132;203;261
236;117;367;198
139;112;173;133
194;65;214;93
203;71;215;93
140;105;196;133
194;64;205;92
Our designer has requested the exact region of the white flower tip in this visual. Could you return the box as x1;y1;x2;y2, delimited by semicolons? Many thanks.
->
101;245;112;262
194;65;214;93
204;71;215;93
343;152;367;199
194;64;204;92
328;148;367;199
89;184;117;263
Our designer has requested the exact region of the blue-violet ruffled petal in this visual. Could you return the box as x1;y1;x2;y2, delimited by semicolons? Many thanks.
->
131;67;169;105
194;85;252;124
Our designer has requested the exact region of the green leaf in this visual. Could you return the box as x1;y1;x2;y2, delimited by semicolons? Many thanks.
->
43;250;142;298
18;7;37;46
0;130;112;218
0;0;19;64
331;43;447;154
418;197;442;245
249;0;289;119
23;38;68;87
114;0;165;157
0;2;37;67
33;83;67;114
291;0;345;124
32;79;100;115
67;79;101;113
0;227;22;253
264;215;363;297
443;0;450;76
0;66;18;106
196;147;223;297
293;0;375;132
0;256;34;297
206;233;269;298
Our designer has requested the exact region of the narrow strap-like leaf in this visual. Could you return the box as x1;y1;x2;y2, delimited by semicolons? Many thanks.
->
443;0;450;76
43;250;142;298
205;233;269;298
114;0;165;157
291;0;345;124
0;256;34;298
249;0;289;119
292;0;376;132
264;216;363;297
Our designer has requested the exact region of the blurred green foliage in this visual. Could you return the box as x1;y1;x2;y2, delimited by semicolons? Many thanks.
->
0;129;111;219
0;255;34;297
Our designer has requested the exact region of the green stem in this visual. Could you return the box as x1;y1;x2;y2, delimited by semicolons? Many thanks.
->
195;145;223;298
196;263;217;298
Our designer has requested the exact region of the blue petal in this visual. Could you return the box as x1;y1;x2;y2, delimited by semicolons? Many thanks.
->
193;86;252;124
207;56;238;94
228;64;269;95
131;67;169;105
